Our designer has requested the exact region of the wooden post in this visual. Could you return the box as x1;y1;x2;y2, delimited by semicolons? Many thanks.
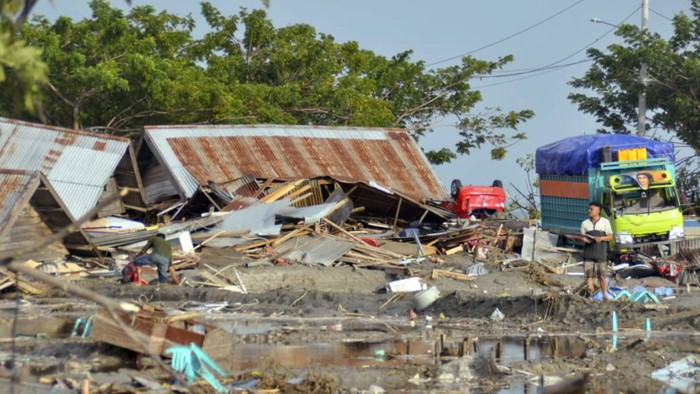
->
418;208;429;224
524;336;531;361
495;340;503;361
461;337;472;356
393;197;403;229
491;224;503;247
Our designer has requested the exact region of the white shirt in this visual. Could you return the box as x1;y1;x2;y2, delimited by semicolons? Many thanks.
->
581;216;612;235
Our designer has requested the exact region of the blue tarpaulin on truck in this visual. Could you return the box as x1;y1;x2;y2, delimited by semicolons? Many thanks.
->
536;134;675;176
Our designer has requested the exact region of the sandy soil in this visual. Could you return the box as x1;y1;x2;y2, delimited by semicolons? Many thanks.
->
1;252;699;392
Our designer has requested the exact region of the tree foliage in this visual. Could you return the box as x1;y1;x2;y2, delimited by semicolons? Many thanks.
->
0;0;47;113
1;0;533;162
569;0;700;154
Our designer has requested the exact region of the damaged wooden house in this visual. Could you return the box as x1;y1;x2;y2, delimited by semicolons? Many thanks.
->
136;124;452;227
0;117;147;257
0;170;94;261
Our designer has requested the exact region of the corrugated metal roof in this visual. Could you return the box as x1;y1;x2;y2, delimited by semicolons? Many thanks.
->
0;170;37;235
0;118;131;218
143;125;450;202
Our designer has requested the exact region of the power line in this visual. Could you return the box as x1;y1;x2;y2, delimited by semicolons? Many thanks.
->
475;59;592;79
650;8;673;21
472;60;592;89
427;0;587;67
472;5;640;88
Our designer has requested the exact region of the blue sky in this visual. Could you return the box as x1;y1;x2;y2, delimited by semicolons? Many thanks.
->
35;0;692;204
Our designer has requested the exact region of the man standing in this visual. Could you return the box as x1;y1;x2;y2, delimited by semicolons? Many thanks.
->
581;202;613;301
134;233;181;285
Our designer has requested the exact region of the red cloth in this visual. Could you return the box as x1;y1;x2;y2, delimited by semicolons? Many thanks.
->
125;262;148;286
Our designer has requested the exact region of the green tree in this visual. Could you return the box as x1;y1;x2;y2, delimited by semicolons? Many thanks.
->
568;1;700;202
5;1;533;163
569;1;700;154
0;0;48;113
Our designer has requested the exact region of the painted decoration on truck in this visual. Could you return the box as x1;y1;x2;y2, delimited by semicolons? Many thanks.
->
608;171;671;190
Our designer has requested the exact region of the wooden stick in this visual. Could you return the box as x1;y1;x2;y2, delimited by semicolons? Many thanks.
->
253;178;273;198
232;267;247;294
272;226;311;247
291;193;313;204
323;217;366;244
285;185;312;200
490;224;503;246
233;239;270;252
431;269;475;281
392;197;403;229
260;179;305;202
191;231;224;251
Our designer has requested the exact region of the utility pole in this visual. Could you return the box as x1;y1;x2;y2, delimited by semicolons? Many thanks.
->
638;0;649;137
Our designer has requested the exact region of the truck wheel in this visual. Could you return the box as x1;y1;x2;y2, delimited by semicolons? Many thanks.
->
492;179;503;188
451;179;462;199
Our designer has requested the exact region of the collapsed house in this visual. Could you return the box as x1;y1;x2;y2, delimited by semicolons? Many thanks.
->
0;170;94;260
0;118;147;256
0;118;146;219
137;124;452;225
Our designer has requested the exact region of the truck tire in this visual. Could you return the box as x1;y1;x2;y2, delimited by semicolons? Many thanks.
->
492;179;503;188
451;179;462;199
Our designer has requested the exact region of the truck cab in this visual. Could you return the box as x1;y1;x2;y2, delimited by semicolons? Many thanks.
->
597;161;684;247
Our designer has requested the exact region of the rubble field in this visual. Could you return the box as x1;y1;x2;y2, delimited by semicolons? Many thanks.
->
2;252;700;393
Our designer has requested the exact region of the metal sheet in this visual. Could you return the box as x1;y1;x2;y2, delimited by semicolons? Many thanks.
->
143;125;449;202
0;118;132;218
204;199;290;237
277;235;355;266
277;202;338;224
0;170;36;234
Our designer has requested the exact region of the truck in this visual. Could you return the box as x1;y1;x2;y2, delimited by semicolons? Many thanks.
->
536;134;684;250
438;179;507;219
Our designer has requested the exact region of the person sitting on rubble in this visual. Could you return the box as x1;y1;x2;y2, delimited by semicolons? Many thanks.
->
581;201;613;301
127;233;181;285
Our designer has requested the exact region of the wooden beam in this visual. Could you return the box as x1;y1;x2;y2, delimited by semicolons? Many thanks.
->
392;197;403;229
418;209;429;224
285;185;312;199
271;226;311;247
431;269;475;281
291;193;313;205
199;186;222;211
260;179;305;202
253;178;274;199
123;204;148;212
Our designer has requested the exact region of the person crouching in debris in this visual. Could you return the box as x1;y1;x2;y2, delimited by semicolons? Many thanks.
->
581;201;613;301
130;233;181;285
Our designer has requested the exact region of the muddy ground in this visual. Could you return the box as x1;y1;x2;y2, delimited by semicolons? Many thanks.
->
1;252;699;393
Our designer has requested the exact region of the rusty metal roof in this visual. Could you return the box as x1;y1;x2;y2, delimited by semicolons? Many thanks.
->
143;125;449;202
0;170;37;235
0;117;133;218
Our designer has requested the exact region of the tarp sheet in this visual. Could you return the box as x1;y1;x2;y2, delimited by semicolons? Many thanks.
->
536;134;675;176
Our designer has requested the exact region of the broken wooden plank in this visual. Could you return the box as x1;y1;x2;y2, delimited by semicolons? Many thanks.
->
444;245;464;255
271;226;311;247
431;269;475;281
259;180;306;202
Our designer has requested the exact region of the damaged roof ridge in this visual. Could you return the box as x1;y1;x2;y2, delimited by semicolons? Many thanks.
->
0;169;38;176
144;124;411;133
0;116;130;143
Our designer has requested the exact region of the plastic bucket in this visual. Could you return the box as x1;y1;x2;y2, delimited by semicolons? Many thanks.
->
413;286;440;311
